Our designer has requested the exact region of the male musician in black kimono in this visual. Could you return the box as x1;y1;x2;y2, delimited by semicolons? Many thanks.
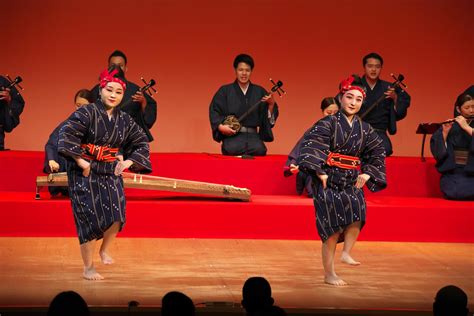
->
358;52;411;156
209;54;279;156
0;75;25;150
91;50;157;142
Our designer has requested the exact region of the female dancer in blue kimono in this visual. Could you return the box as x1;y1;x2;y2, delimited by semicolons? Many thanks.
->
58;68;152;280
430;93;474;200
298;75;386;286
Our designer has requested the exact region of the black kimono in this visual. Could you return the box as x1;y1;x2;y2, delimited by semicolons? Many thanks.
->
58;101;152;244
209;81;278;156
359;76;411;156
430;119;474;200
0;76;25;150
91;79;157;142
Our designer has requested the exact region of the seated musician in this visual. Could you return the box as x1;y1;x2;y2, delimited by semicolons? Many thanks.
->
284;97;339;197
209;54;279;156
90;50;157;142
430;92;474;200
358;52;411;156
43;89;94;196
0;75;25;151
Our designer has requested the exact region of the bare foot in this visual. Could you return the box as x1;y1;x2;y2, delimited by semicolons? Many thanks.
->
99;251;114;265
341;251;361;266
83;267;104;281
324;274;347;286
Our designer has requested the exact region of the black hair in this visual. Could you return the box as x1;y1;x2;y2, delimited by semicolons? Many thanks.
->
74;89;93;104
233;54;255;70
454;93;473;117
433;285;468;316
47;291;89;316
242;277;274;313
362;52;384;67
108;50;127;65
320;97;339;111
161;291;195;316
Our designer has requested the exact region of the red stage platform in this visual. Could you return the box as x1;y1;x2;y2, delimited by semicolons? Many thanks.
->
0;151;472;242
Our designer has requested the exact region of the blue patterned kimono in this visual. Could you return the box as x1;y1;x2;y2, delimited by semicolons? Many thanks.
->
58;101;152;244
298;112;386;242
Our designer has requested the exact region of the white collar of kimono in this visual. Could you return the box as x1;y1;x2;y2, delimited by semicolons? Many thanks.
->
239;83;250;95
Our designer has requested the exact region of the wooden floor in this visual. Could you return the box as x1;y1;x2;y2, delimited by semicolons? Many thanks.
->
0;238;472;313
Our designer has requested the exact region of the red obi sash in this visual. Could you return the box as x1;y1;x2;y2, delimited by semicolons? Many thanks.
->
81;144;118;162
326;152;361;170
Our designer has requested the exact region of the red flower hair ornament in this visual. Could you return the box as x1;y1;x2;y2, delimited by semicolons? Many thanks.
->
99;68;126;91
339;76;366;98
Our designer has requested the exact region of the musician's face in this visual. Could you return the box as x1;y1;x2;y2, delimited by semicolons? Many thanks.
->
340;89;364;117
322;103;339;117
109;56;127;73
75;96;89;109
364;58;382;81
457;100;474;119
100;82;124;109
235;62;252;85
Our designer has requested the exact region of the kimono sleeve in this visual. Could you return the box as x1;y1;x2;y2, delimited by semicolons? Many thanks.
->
58;107;90;158
209;87;227;142
259;100;279;142
122;119;152;174
297;117;332;176
143;94;157;129
2;86;25;132
361;126;387;192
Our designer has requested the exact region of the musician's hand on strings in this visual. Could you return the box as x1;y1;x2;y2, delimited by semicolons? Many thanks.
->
354;173;371;189
0;88;12;104
384;87;397;101
114;159;133;176
218;124;237;136
317;173;328;189
289;164;299;174
48;160;60;173
132;91;147;110
75;158;91;177
262;94;276;112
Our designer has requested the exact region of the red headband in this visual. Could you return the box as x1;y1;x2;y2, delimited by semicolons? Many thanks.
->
99;68;126;91
339;76;366;98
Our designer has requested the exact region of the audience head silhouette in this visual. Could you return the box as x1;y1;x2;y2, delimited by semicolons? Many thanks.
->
47;291;89;316
161;291;195;316
433;285;468;316
242;277;275;315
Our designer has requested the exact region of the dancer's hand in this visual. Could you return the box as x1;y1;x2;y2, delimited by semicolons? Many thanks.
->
317;173;328;189
289;164;299;174
355;173;370;189
48;160;60;173
115;159;133;176
75;158;91;177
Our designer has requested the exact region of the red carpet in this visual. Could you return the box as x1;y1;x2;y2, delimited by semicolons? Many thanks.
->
0;151;472;242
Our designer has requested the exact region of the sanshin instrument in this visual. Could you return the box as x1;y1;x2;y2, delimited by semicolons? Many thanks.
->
359;73;407;120
35;172;251;201
222;78;285;132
